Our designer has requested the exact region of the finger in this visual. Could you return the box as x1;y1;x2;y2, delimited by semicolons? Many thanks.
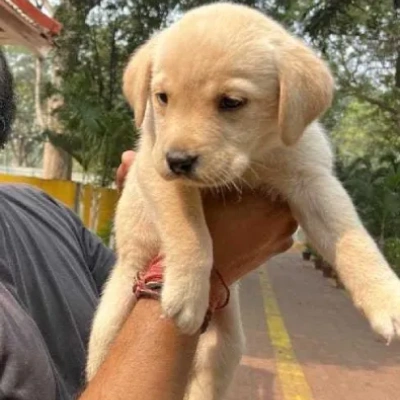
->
121;150;135;167
116;164;126;192
116;151;136;192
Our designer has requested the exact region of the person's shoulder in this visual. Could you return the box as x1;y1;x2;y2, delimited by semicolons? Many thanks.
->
0;183;53;200
0;183;61;206
0;183;82;234
0;183;76;221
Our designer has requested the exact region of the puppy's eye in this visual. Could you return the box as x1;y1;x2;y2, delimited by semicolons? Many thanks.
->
156;92;168;105
219;96;246;111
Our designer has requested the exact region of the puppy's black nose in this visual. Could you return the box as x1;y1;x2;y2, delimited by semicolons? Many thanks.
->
166;151;198;175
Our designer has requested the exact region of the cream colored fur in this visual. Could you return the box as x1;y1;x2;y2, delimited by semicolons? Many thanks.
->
86;3;400;398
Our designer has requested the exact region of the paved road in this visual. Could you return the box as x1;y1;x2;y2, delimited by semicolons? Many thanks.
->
228;252;400;400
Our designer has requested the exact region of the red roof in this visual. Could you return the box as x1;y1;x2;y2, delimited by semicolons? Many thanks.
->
0;0;62;55
10;0;62;35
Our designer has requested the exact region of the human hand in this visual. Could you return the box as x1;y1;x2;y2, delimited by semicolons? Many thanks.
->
203;190;297;307
116;150;135;192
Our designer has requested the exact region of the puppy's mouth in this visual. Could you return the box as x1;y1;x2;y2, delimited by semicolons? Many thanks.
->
160;168;218;187
162;169;199;183
159;152;250;188
163;173;237;188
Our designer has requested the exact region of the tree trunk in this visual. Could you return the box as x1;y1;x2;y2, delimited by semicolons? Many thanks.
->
394;1;400;89
42;56;72;180
42;142;72;179
37;0;72;180
395;47;400;90
34;57;44;129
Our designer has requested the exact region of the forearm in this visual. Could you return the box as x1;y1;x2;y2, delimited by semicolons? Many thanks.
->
80;299;199;400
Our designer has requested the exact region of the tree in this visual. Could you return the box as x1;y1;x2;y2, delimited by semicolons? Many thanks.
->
45;0;146;186
296;0;399;153
338;152;400;245
331;100;400;162
3;47;44;168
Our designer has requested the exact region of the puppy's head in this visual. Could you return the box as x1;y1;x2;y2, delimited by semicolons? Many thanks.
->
123;3;334;187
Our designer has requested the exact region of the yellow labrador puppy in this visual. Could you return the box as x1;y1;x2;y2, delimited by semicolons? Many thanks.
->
87;3;400;398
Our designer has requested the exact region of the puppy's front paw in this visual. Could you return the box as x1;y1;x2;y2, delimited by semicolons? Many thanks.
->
356;276;400;342
161;274;210;335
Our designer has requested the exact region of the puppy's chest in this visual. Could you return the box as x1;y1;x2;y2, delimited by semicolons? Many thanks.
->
240;159;292;193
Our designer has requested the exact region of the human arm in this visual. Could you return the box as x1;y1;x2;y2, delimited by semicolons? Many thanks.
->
80;298;198;400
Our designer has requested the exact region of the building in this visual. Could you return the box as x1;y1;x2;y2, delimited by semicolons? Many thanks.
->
0;0;61;56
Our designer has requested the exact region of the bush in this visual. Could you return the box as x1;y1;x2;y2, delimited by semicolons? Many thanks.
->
97;221;114;248
304;244;318;258
384;238;400;276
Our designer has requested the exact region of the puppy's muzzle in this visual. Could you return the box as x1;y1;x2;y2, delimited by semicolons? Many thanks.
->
166;151;199;176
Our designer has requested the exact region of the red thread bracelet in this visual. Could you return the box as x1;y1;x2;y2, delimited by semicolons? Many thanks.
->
133;255;164;300
132;255;231;333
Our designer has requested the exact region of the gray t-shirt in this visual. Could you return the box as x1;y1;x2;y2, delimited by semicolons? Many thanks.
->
0;184;116;399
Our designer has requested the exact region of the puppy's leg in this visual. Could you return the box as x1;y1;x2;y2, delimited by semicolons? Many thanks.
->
139;166;213;335
285;172;400;341
185;285;244;400
86;265;136;381
86;172;158;381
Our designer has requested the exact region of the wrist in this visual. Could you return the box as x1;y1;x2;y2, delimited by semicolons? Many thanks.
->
135;257;230;332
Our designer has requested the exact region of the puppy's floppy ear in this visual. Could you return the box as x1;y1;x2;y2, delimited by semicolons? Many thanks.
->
123;38;156;128
277;44;334;146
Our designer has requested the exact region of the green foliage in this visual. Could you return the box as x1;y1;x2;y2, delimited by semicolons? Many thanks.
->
96;220;114;247
337;152;400;245
48;0;146;186
3;47;44;167
384;238;400;276
332;100;398;162
46;89;136;186
304;244;318;258
269;0;400;157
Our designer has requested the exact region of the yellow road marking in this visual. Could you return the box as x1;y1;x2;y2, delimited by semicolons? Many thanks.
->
259;269;314;400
